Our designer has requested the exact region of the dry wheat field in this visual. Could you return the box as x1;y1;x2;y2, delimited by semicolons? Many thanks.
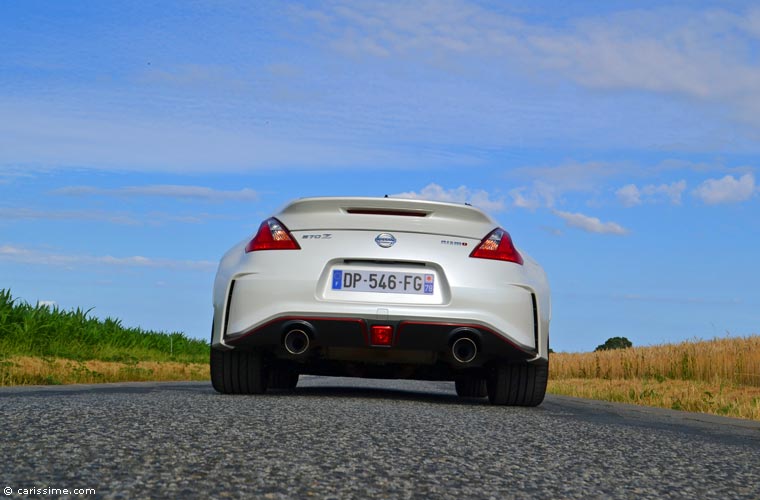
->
549;336;760;420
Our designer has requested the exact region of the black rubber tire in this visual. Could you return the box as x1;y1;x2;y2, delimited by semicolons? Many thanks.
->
210;348;267;394
268;365;299;390
210;347;225;393
455;376;487;398
487;361;548;406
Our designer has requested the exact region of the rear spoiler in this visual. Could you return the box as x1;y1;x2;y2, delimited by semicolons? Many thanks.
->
276;197;498;238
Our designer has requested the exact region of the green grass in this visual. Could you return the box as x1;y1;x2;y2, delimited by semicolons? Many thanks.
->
0;289;209;363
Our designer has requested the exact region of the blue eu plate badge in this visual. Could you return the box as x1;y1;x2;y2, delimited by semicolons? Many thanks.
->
332;270;343;290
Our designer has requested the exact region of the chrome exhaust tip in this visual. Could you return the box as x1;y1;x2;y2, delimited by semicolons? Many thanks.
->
452;337;478;364
283;329;310;355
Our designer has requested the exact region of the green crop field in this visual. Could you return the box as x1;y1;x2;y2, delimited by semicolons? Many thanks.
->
0;289;209;385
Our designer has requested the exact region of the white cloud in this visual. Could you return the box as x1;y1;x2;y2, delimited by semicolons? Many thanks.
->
393;183;505;212
0;207;222;226
508;182;559;209
553;210;628;235
513;161;624;188
0;208;141;225
0;166;44;185
616;184;642;207
54;184;259;202
692;173;755;205
645;180;687;205
302;3;760;128
526;12;758;102
0;245;216;271
508;161;625;209
541;226;563;237
509;187;543;210
616;180;686;207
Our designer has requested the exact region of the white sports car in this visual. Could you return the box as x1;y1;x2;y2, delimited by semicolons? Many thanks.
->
211;197;550;405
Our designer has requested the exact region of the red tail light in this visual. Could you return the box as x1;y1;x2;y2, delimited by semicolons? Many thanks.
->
245;218;301;252
470;228;523;264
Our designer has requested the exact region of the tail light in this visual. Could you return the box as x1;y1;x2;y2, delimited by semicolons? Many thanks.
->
245;218;301;252
470;228;523;264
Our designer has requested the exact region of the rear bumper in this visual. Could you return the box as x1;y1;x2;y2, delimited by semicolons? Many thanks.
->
219;314;544;381
224;315;537;365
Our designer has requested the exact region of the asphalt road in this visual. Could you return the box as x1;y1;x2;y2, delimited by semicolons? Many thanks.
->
1;378;759;499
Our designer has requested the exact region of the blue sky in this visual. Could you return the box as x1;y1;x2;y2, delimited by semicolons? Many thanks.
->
1;1;758;352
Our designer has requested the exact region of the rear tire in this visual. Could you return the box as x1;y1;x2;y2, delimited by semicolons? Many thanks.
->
268;365;299;390
455;375;487;398
487;361;548;406
210;347;268;394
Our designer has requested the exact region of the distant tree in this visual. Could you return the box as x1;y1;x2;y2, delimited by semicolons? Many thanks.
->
594;336;632;352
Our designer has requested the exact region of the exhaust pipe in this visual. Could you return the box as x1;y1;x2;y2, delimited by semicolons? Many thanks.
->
452;337;478;364
283;328;310;355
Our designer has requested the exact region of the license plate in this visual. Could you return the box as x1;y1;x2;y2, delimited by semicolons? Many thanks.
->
331;270;434;295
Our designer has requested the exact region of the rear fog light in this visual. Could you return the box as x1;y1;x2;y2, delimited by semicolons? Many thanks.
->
370;325;393;346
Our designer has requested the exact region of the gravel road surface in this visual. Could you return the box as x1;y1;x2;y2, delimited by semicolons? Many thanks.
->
2;377;759;499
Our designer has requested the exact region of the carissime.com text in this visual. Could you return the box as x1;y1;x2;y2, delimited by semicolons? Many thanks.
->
4;486;96;496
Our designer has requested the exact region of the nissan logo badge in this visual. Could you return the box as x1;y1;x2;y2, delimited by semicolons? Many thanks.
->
375;233;396;248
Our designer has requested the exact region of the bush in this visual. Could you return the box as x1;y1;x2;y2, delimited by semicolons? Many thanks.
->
595;336;633;352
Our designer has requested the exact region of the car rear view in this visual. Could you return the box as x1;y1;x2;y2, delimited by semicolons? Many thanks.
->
211;197;550;405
